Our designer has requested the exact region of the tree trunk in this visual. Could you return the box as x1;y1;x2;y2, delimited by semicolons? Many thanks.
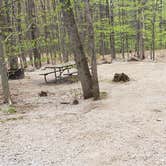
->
99;3;105;59
40;0;50;64
60;0;93;99
136;0;146;60
0;1;12;104
151;0;158;61
17;0;27;68
26;0;41;69
4;0;19;70
110;0;116;60
84;0;100;100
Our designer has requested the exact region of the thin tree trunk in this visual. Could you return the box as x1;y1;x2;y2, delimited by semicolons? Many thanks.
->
151;0;158;61
5;0;18;70
26;0;41;69
136;0;146;59
40;0;50;64
0;1;12;104
17;0;27;68
99;3;105;59
110;0;116;60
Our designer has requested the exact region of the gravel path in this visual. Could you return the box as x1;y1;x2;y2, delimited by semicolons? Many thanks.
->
0;62;166;166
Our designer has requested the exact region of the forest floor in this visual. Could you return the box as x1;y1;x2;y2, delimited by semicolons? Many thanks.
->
0;52;166;165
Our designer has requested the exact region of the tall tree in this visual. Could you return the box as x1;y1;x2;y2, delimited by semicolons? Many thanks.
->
84;0;100;100
4;0;19;70
17;0;27;68
60;0;93;99
135;0;146;59
109;0;116;60
26;0;41;69
0;0;12;104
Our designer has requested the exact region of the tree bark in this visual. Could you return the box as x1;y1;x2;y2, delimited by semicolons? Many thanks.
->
17;0;27;68
26;0;41;69
84;0;100;100
99;2;105;59
109;0;116;60
4;0;19;70
60;0;93;99
136;0;146;60
0;1;12;104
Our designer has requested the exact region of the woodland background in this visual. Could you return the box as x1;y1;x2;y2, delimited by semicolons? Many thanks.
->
1;0;166;70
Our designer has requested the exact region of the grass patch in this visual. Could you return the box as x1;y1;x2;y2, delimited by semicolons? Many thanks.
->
0;116;24;123
7;107;17;114
0;107;17;114
100;91;108;99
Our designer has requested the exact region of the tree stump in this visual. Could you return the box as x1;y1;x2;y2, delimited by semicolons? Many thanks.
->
8;68;24;80
113;73;130;82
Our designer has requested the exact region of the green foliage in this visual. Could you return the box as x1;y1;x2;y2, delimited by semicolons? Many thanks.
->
1;0;166;62
3;107;17;114
100;91;108;100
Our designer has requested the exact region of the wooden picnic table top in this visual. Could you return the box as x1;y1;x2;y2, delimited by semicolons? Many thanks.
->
44;62;76;70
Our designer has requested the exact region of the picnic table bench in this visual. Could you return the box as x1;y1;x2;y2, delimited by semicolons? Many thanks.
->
39;71;57;83
63;71;78;76
40;62;77;83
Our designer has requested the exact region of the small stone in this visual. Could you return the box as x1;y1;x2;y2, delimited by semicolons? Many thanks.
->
39;91;48;97
72;99;79;105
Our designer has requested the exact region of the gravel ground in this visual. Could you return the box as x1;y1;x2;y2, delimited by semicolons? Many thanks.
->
0;62;166;166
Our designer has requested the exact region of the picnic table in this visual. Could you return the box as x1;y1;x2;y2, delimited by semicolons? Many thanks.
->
40;61;77;83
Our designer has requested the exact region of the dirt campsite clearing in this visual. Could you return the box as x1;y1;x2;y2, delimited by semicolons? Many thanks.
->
0;60;166;166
